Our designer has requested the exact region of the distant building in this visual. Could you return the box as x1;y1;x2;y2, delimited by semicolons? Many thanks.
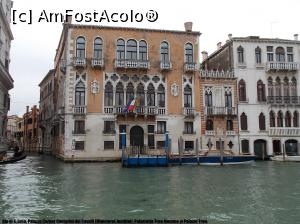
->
22;105;40;152
6;115;20;145
38;69;55;153
203;35;300;158
0;0;14;153
48;20;208;161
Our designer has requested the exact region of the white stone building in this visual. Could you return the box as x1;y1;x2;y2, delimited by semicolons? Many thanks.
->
0;0;13;152
203;35;300;159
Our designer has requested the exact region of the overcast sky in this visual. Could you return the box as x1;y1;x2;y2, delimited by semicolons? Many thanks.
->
9;0;300;116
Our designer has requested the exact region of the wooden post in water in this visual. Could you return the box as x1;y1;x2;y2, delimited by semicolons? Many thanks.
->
283;143;286;162
196;138;199;165
220;137;224;166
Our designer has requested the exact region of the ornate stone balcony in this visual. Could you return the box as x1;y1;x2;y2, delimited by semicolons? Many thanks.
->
226;130;236;136
184;62;198;72
73;57;86;67
74;106;86;114
205;130;215;136
160;61;172;71
183;107;195;117
267;96;300;105
266;62;299;72
114;59;150;69
269;127;300;136
205;107;237;116
91;58;104;68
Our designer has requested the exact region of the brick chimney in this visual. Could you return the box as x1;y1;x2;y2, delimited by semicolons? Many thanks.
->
201;51;208;61
294;34;298;41
228;33;233;40
217;42;222;50
26;106;29;113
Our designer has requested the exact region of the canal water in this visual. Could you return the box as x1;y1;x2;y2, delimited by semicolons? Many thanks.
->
0;155;300;224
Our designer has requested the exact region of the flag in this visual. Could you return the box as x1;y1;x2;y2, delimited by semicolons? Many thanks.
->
127;98;136;112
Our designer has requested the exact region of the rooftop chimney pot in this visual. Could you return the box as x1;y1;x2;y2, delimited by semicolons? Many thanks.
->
294;34;299;41
184;22;193;32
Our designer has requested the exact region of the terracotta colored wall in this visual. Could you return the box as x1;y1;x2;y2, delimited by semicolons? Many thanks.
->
70;27;200;115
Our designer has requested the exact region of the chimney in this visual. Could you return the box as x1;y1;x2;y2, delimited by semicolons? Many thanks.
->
184;22;193;32
201;51;208;61
228;33;232;40
26;106;29;113
294;34;298;41
217;42;222;50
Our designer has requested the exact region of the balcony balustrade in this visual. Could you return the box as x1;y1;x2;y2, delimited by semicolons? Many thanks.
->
73;57;86;67
160;61;172;70
267;96;300;105
266;62;299;72
184;62;198;72
226;130;236;136
91;58;104;68
205;107;237;116
183;107;195;117
74;106;86;114
111;106;164;116
269;127;300;136
205;130;215;136
114;59;150;69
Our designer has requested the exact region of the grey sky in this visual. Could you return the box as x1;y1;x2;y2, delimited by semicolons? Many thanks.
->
9;0;300;116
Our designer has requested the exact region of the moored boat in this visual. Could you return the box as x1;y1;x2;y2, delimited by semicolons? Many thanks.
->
0;152;27;165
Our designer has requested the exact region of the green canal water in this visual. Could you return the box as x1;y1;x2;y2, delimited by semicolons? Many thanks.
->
0;155;300;223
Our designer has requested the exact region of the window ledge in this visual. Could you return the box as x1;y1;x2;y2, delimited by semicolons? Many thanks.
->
240;130;249;133
256;64;265;68
103;133;116;136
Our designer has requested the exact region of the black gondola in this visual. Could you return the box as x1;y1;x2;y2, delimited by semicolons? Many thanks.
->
0;152;27;164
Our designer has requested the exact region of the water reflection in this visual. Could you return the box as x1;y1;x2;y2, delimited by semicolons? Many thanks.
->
0;156;300;223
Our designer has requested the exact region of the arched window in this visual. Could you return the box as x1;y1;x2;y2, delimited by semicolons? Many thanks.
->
285;111;292;127
240;112;248;130
255;46;262;64
277;111;283;127
275;77;281;97
104;82;113;106
205;90;213;107
184;85;192;107
136;83;145;106
268;77;274;97
147;84;155;106
291;77;297;97
206;119;214;130
76;37;85;58
75;81;85;106
237;46;244;63
115;82;124;106
226;120;233;131
160;41;169;62
293;111;299;127
241;139;249;154
93;37;103;59
225;91;232;107
270;111;276;127
257;80;266;102
283;77;289;97
275;47;285;62
259;113;266;130
238;79;246;101
126;82;134;104
157;84;165;107
139;40;147;60
116;39;125;60
185;43;193;63
126;39;137;60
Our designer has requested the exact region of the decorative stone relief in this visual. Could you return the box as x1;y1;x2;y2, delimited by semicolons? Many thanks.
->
91;80;100;94
171;82;179;96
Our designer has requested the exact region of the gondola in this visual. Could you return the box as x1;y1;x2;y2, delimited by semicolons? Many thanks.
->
0;152;27;164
